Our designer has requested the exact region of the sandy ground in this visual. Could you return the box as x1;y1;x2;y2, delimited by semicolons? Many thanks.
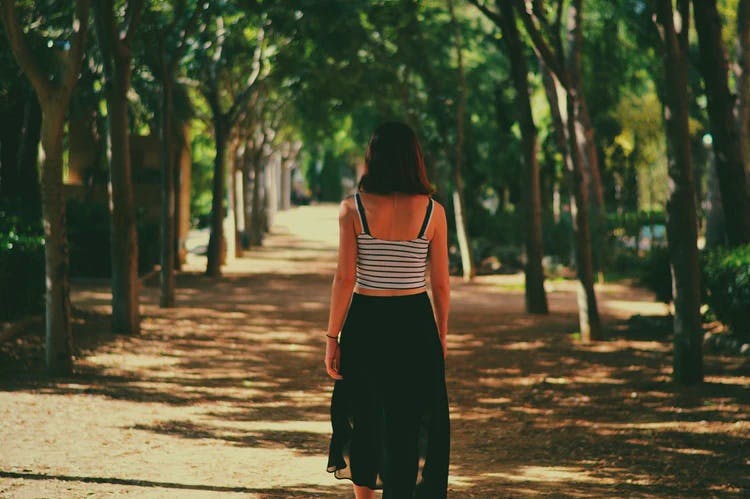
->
1;203;748;498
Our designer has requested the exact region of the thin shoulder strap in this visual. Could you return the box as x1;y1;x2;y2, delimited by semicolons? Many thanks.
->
418;197;434;239
354;193;370;235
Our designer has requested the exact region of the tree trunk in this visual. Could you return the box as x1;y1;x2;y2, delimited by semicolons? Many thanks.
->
39;108;73;375
566;91;602;342
95;0;141;334
566;0;606;281
448;0;475;281
249;153;264;246
242;154;252;248
102;54;140;334
737;0;750;178
704;152;727;248
655;0;703;385
577;97;605;209
206;118;227;275
693;0;750;246
230;144;242;257
497;2;548;314
160;70;176;307
174;124;185;270
280;157;292;210
1;0;90;374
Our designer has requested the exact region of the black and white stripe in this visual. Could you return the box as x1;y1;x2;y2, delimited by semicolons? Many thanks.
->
353;193;434;290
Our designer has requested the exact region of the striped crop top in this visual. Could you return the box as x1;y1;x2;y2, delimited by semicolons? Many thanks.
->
353;192;434;290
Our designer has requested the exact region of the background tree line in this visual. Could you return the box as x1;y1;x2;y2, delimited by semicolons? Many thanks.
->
1;0;749;386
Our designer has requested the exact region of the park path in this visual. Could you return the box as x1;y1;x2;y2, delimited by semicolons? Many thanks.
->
1;204;748;498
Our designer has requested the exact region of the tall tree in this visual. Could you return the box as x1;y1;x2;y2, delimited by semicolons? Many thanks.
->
0;0;90;374
195;7;265;276
566;0;604;212
447;0;476;282
142;0;201;306
693;0;750;247
468;0;548;313
654;0;703;384
93;0;143;334
513;0;602;340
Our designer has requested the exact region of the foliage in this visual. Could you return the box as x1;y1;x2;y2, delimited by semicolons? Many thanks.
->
0;210;44;321
703;243;750;337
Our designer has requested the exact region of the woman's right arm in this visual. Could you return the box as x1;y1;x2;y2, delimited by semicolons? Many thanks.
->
429;202;450;359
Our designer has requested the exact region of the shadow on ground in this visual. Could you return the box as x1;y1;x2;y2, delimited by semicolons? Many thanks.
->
1;205;748;498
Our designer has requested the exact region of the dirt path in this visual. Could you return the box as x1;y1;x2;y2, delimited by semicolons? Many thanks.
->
1;204;748;498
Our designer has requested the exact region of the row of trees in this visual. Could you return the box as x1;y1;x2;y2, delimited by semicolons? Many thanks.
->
465;0;750;384
0;0;292;374
3;0;750;385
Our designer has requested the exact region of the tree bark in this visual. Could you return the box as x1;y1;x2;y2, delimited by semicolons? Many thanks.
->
39;109;74;374
94;0;142;334
655;0;703;385
206;117;227;276
693;0;750;246
497;2;548;314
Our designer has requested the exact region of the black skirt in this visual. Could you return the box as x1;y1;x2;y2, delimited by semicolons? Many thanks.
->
326;292;450;498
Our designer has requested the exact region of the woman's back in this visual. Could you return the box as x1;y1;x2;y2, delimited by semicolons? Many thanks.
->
355;192;434;241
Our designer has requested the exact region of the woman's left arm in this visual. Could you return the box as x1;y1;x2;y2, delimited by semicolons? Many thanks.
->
324;199;357;379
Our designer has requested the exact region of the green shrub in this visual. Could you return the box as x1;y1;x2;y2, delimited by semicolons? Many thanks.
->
0;214;45;321
703;243;750;338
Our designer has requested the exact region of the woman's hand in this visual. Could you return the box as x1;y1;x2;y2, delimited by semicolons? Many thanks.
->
325;337;343;380
439;334;447;361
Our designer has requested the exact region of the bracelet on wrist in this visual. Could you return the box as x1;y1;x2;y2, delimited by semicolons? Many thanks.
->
326;334;338;339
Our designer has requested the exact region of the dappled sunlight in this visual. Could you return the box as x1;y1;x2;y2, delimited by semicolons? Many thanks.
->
499;340;546;350
704;375;750;386
2;205;748;497
602;299;669;317
488;465;617;484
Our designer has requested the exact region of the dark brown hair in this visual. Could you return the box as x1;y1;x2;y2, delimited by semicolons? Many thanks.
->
358;122;434;195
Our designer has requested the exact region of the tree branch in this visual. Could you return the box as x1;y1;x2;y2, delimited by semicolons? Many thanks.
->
124;0;144;45
228;25;266;126
677;0;690;53
512;0;568;88
0;0;53;100
466;0;503;27
63;0;91;94
173;1;202;65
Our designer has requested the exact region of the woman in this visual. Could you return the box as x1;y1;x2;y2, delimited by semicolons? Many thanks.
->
324;121;451;499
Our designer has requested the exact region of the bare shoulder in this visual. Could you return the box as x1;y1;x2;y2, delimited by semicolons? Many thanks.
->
339;195;357;220
430;198;447;223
